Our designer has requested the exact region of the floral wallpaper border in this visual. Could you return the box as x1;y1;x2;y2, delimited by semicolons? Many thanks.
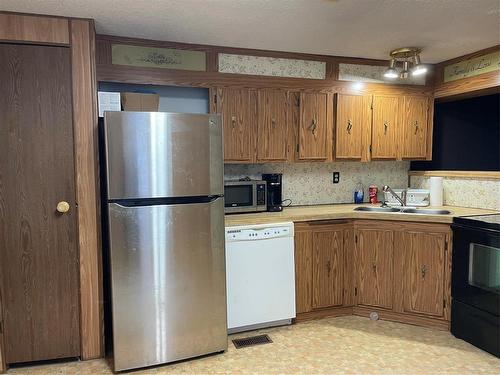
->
218;53;326;79
338;63;426;85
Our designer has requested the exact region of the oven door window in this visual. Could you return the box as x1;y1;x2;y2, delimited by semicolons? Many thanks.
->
469;243;500;295
224;185;253;207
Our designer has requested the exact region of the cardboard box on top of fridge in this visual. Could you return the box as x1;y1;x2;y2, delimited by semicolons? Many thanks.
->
121;92;160;111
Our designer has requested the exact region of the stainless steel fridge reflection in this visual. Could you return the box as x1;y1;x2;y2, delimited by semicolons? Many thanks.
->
102;112;227;372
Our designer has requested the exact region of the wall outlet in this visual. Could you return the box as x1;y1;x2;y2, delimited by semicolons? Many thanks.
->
333;172;340;184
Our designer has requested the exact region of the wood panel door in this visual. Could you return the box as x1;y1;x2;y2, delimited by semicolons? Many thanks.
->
257;89;288;161
298;92;329;160
401;96;430;159
312;229;344;309
0;44;80;363
335;94;364;159
371;95;399;159
217;88;256;162
294;225;313;314
402;231;446;317
355;228;394;309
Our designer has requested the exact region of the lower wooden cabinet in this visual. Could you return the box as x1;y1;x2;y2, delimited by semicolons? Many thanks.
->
294;221;352;314
354;227;394;310
312;228;344;308
395;227;450;318
294;220;452;329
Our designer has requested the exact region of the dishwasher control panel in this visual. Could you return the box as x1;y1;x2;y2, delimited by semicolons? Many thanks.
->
225;223;294;242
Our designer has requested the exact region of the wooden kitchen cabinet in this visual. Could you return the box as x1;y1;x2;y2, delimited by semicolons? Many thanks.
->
257;89;289;161
297;92;331;160
295;219;452;329
216;88;257;163
400;95;431;159
354;227;394;309
294;221;353;316
371;95;400;159
394;225;450;318
294;225;313;314
312;228;344;308
335;94;369;160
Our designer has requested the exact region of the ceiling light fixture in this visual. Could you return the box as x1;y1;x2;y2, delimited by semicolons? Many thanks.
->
383;47;427;80
383;58;399;79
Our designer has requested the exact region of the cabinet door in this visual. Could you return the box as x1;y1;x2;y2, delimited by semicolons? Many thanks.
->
217;88;256;162
335;94;364;159
401;96;430;159
257;89;288;161
294;226;313;314
402;231;446;317
298;92;329;160
312;229;344;308
371;95;399;159
0;44;80;363
355;228;394;309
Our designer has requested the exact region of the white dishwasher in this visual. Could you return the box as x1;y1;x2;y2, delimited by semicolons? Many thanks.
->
225;221;296;334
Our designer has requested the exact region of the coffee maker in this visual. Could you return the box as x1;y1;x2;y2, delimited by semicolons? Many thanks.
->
262;173;283;212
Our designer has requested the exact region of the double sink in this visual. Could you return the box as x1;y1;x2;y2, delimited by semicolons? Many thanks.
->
354;206;452;215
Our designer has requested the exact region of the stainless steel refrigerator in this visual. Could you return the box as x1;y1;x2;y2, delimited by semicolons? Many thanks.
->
102;111;227;371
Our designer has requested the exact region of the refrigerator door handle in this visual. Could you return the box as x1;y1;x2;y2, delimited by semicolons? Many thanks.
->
109;195;223;207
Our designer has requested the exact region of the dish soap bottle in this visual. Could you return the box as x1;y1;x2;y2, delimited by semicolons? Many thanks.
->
354;182;364;204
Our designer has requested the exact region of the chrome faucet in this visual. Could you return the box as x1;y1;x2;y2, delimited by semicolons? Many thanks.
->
382;185;407;207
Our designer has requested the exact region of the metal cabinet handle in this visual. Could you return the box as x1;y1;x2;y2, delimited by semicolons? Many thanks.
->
309;118;317;136
414;120;419;135
327;260;332;277
56;201;70;213
372;263;377;273
347;119;353;134
231;116;236;127
421;265;427;279
271;118;276;127
384;121;389;135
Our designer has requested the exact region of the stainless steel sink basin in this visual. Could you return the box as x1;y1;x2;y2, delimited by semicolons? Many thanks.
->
401;208;452;215
353;206;452;215
354;206;401;213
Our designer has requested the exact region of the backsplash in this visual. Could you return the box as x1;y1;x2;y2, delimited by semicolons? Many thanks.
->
410;176;500;210
224;162;410;206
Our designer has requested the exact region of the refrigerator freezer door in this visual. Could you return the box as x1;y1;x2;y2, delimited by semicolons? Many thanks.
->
104;112;223;199
108;198;227;371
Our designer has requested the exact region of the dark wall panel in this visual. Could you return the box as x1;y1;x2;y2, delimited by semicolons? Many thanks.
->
411;94;500;171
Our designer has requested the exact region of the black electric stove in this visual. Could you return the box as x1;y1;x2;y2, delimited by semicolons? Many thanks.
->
451;214;500;357
454;214;500;232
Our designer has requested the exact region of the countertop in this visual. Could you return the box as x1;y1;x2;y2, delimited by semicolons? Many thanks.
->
225;203;498;227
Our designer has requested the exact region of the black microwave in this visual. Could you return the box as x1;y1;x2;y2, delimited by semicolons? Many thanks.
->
224;180;267;214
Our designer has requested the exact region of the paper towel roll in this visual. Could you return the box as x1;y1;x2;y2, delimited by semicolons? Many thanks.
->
429;177;443;206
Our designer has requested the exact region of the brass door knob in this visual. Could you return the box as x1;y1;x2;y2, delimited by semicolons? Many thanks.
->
56;201;70;213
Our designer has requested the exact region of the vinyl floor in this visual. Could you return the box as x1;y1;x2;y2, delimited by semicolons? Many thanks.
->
8;316;500;374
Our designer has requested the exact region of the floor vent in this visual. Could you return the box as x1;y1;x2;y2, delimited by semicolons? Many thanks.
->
232;334;273;349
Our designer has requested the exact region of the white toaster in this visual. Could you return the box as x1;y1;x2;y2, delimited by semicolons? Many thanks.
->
384;189;430;207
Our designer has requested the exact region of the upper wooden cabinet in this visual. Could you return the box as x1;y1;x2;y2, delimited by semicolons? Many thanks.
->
216;87;433;164
0;13;69;45
216;88;256;163
335;94;370;160
400;95;431;159
355;227;394;310
257;89;289;162
297;92;330;160
371;95;400;159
